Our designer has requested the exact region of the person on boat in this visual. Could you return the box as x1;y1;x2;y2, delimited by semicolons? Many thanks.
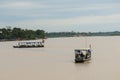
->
88;49;91;55
80;51;85;58
85;49;91;59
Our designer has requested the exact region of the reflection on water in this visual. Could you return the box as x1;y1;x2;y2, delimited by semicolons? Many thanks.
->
0;37;120;80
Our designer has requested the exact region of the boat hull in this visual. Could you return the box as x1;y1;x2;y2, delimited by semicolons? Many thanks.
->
13;45;44;48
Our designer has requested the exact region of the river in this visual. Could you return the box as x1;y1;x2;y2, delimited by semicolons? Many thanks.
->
0;36;120;80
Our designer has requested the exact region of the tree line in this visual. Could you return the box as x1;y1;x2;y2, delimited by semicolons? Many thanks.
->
1;27;120;41
0;27;46;41
46;31;120;38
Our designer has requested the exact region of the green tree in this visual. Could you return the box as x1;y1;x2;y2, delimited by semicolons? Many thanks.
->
36;29;45;38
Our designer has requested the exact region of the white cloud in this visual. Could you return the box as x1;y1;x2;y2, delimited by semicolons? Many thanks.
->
0;2;120;11
13;14;120;27
0;2;48;9
0;2;120;18
0;1;120;32
56;3;120;12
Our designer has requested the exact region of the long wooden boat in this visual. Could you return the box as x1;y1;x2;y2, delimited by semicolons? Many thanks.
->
13;41;44;48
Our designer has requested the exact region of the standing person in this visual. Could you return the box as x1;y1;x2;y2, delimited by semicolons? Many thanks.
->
80;51;85;61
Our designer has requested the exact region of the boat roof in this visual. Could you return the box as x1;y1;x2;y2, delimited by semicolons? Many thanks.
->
18;41;42;43
75;48;91;51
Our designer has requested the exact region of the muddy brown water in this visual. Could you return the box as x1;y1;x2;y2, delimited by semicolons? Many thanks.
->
0;36;120;80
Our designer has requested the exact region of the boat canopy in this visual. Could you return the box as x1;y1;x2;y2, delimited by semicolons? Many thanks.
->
75;48;91;51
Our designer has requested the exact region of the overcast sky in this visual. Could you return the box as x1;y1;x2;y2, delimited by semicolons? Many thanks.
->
0;0;120;32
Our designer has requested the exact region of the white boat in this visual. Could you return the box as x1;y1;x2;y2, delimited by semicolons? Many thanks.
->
74;48;91;63
13;41;44;48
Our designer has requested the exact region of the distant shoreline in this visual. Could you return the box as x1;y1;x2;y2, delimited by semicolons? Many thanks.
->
1;27;120;41
0;38;45;42
0;35;120;42
46;31;120;38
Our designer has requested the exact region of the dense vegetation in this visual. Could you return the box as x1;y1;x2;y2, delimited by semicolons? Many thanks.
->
46;31;120;38
1;26;120;41
0;27;45;41
46;32;77;37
